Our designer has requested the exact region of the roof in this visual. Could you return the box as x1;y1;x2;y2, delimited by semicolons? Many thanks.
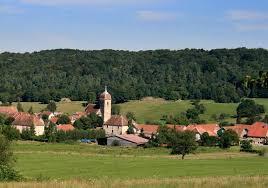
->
99;89;112;100
85;104;100;114
57;124;75;132
0;106;18;116
136;124;186;135
185;124;220;136
136;124;159;135
104;115;128;126
50;117;58;124
114;134;148;145
224;124;251;137
167;124;186;132
12;112;44;127
247;122;268;138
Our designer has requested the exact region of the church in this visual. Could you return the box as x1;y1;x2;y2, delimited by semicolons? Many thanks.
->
85;87;129;136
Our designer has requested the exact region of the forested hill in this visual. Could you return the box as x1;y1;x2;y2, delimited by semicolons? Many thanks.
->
0;48;267;104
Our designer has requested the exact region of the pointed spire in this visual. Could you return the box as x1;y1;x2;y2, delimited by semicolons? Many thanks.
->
105;86;108;93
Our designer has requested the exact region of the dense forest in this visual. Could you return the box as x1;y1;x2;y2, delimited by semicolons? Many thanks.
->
0;48;267;104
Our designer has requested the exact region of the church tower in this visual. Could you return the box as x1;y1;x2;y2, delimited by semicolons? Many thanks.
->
99;86;112;123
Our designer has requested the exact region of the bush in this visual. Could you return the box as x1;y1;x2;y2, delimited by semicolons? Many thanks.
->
258;148;268;157
240;140;253;152
0;165;21;181
219;129;239;149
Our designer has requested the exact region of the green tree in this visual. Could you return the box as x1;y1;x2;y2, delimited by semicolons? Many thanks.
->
240;140;253;152
28;106;34;114
88;92;96;104
45;122;56;142
0;134;21;181
219;129;239;149
56;115;71;124
236;99;265;124
16;102;24;112
46;101;57;113
170;131;198;159
126;112;136;121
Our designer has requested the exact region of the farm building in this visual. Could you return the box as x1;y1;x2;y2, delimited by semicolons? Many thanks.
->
107;134;148;147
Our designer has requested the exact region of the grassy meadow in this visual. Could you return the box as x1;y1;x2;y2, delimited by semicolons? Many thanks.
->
119;98;268;123
4;141;268;187
12;98;268;123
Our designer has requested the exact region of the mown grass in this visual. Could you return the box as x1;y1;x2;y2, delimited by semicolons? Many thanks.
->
1;176;268;188
11;141;268;181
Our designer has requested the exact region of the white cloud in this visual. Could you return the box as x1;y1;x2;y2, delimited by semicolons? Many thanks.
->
227;10;268;21
20;0;158;6
137;10;178;22
0;5;24;14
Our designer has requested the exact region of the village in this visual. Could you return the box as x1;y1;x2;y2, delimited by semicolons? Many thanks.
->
0;87;267;147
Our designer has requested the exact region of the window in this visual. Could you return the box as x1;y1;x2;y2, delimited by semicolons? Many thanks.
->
107;102;109;106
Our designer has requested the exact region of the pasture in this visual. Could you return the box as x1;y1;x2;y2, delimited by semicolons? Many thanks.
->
11;141;268;180
12;98;268;123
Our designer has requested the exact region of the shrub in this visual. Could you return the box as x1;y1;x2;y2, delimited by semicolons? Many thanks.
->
258;148;268;157
240;140;253;152
0;165;21;181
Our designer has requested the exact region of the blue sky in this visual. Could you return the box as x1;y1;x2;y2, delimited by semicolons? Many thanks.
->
0;0;268;52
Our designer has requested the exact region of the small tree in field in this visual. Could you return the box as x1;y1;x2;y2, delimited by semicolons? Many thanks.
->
16;102;24;112
28;106;34;114
170;131;198;159
240;140;253;152
46;101;57;113
219;129;239;149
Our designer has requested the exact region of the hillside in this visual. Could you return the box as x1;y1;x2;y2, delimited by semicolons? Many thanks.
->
119;98;268;124
13;98;268;124
0;48;268;104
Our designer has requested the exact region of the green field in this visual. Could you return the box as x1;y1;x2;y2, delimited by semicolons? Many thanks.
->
12;98;268;123
12;141;268;180
119;98;268;123
1;141;266;187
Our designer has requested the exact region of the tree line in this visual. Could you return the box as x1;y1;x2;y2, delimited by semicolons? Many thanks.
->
0;48;267;104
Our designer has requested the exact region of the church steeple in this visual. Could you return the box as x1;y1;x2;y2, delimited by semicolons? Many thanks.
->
99;86;112;122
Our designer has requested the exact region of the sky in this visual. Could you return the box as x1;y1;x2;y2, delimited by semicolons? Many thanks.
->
0;0;268;52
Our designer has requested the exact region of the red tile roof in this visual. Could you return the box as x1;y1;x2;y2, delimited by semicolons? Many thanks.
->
225;124;251;137
0;106;18;116
12;112;44;127
186;124;220;136
136;124;159;135
247;122;268;138
99;91;112;100
167;124;186;132
85;104;100;114
115;134;148;145
50;117;58;124
57;124;75;132
104;115;128;126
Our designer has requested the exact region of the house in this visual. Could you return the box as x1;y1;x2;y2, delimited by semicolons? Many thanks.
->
85;104;102;116
36;111;55;120
224;124;251;139
0;106;18;117
12;112;45;136
103;115;129;135
135;124;159;137
57;124;75;132
107;134;148;147
185;124;220;140
50;116;59;124
69;112;87;124
247;122;268;145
